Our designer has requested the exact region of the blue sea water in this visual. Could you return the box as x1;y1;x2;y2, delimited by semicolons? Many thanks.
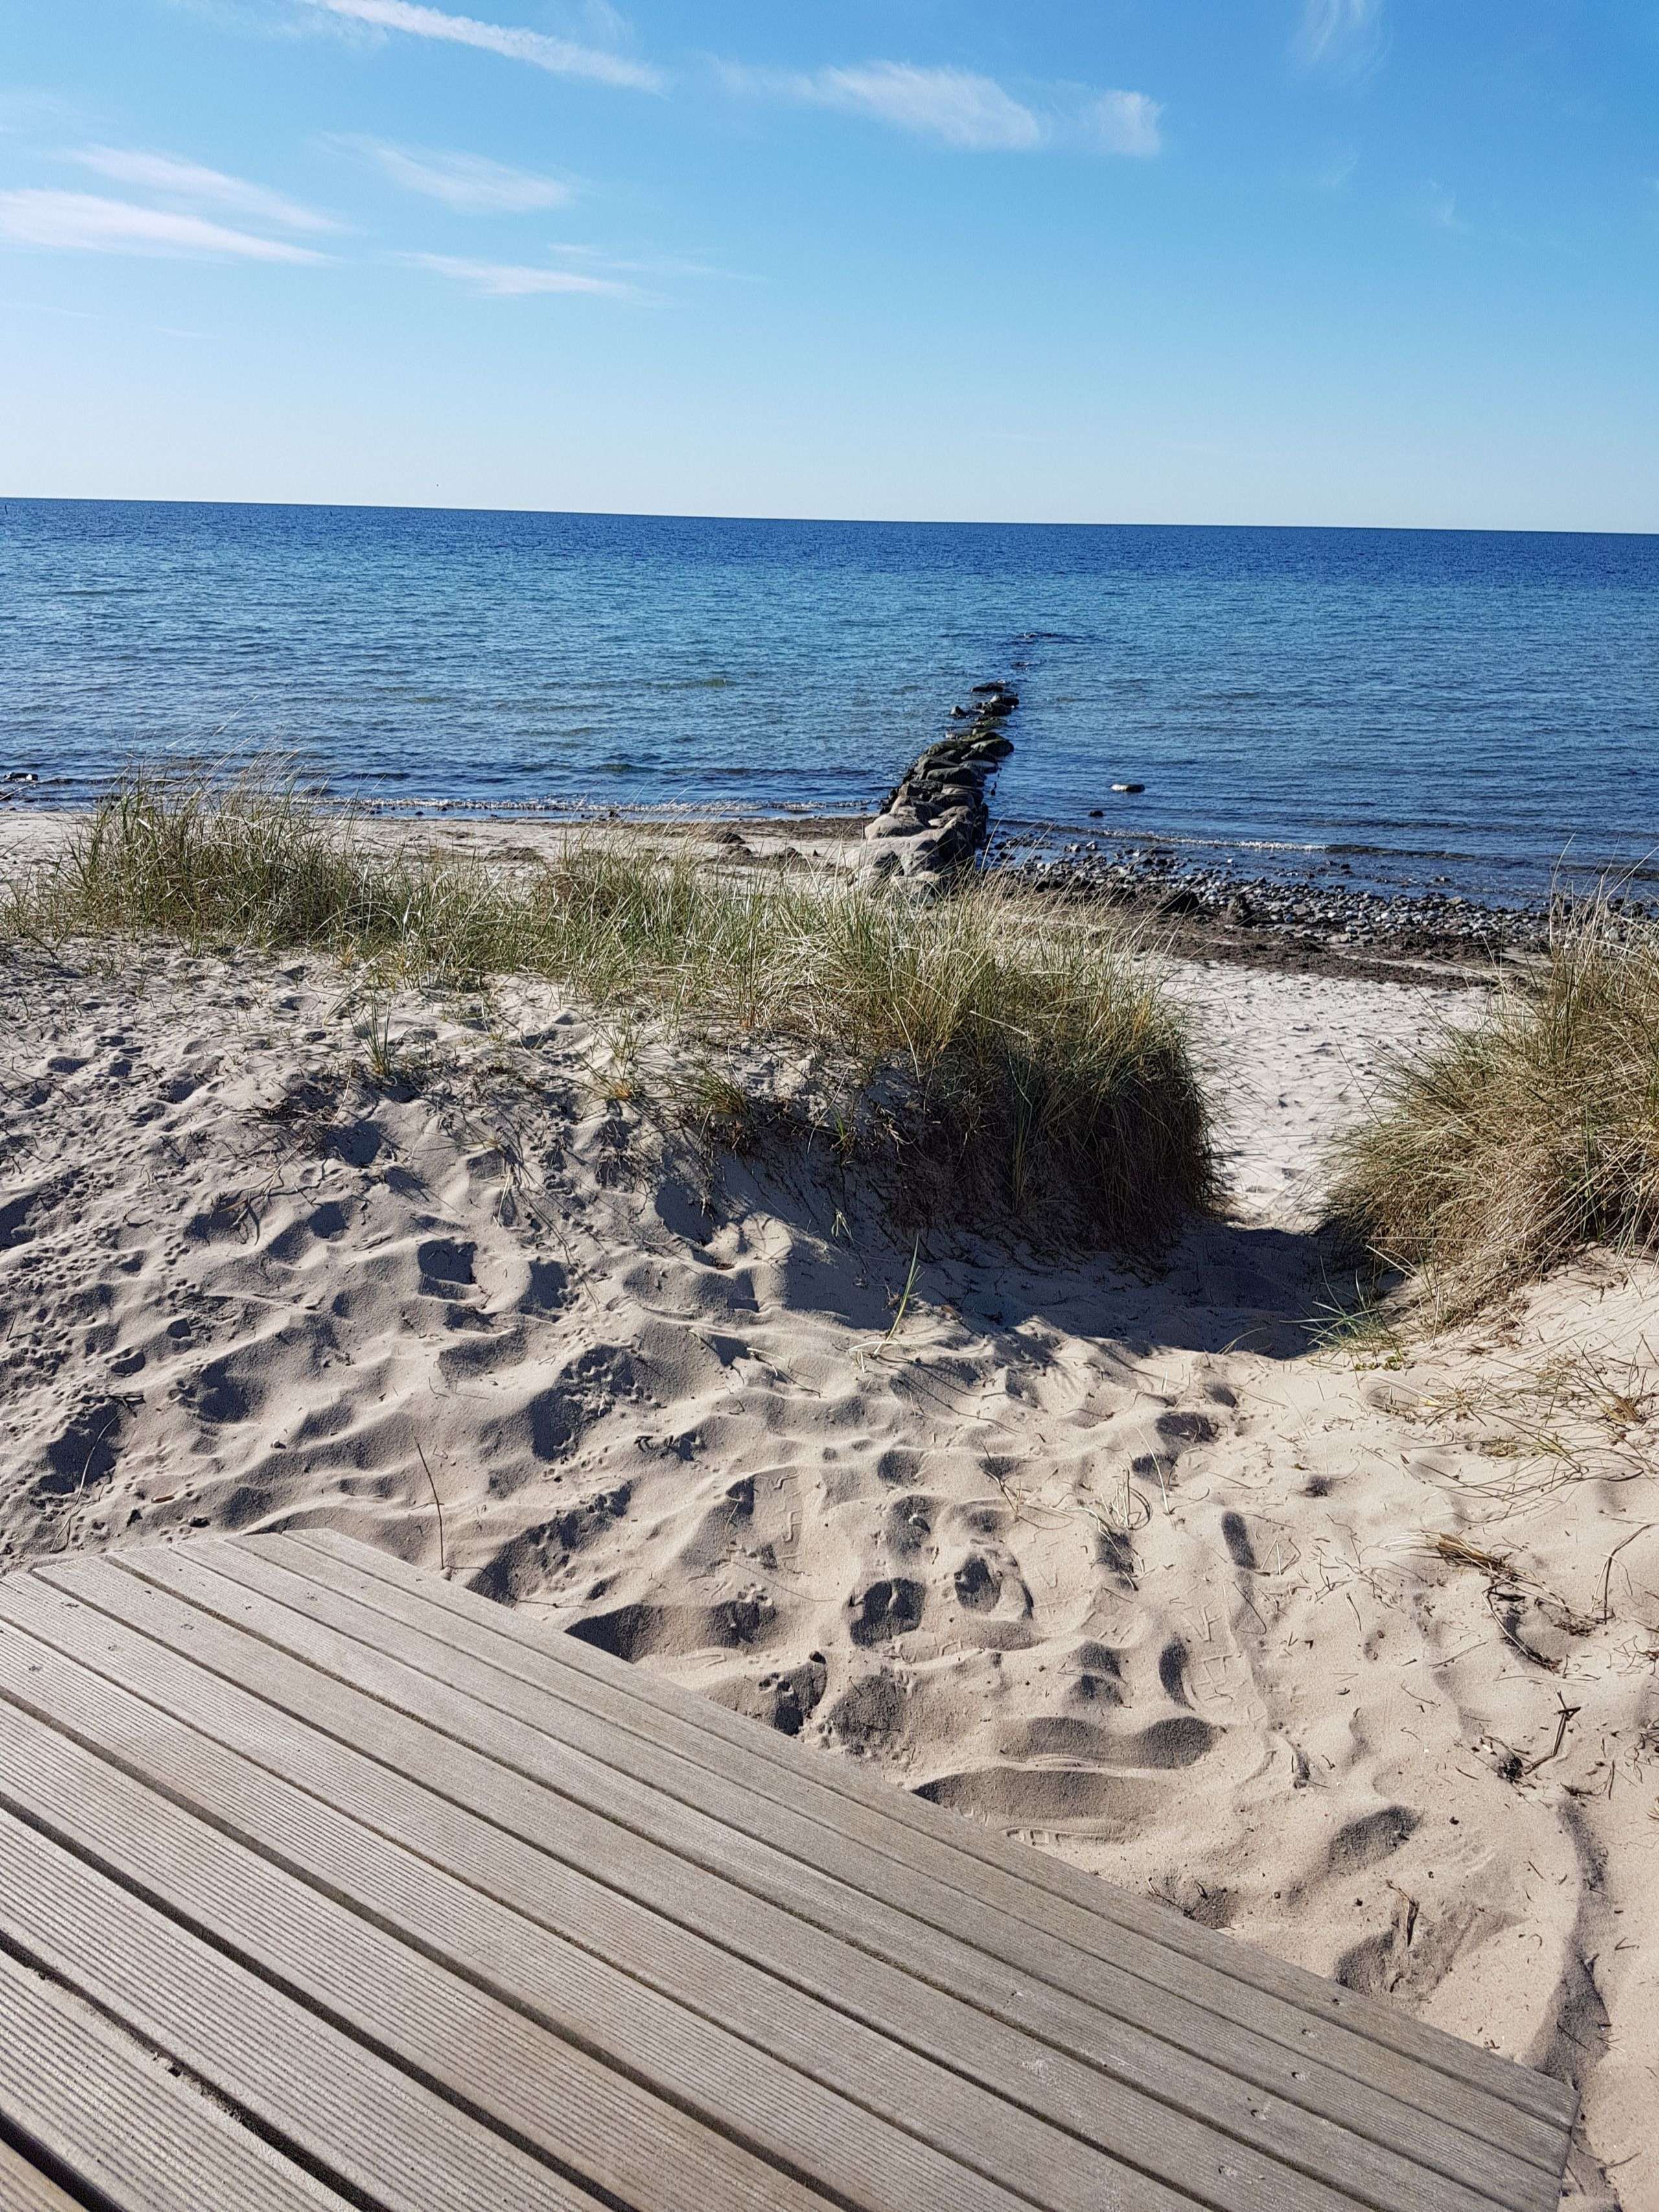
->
3;498;1657;903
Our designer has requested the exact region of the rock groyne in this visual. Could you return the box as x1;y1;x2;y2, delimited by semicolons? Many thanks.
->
858;681;1017;889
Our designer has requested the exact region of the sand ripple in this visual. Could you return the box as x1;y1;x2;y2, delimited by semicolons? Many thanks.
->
1;942;1653;2208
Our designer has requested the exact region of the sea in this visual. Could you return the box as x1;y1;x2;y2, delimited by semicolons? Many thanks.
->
4;498;1657;905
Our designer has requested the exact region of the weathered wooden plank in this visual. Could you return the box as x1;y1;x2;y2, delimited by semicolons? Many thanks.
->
1;1570;1414;2212
0;1806;617;2212
133;1534;1566;2194
0;1949;352;2212
0;1651;1072;2212
10;1593;1553;2212
284;1525;1575;2134
3;1557;1336;2212
0;1706;863;2212
289;1524;1575;2132
0;2134;102;2212
21;1548;1563;2212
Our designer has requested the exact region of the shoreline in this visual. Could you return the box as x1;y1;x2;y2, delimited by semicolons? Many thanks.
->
422;806;1610;984
3;793;1653;988
10;771;1656;902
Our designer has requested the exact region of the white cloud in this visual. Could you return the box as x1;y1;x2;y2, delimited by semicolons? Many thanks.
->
575;1;630;43
719;61;1164;157
399;250;633;295
297;0;662;91
1089;90;1162;159
68;147;340;231
723;62;1042;150
0;189;327;260
1293;0;1386;78
339;138;575;210
806;64;1043;151
543;241;740;279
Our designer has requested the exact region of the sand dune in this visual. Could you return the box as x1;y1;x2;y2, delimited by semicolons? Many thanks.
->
1;938;1653;2208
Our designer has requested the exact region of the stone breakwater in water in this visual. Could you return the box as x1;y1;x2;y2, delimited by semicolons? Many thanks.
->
857;681;1017;887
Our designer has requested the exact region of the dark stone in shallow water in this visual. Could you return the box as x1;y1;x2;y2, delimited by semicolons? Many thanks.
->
857;676;1015;884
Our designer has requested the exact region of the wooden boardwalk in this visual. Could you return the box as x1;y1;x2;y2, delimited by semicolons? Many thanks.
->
0;1532;1575;2211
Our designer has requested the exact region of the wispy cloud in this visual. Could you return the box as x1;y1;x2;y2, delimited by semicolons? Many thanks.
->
0;189;327;259
336;137;575;210
399;250;633;295
1088;90;1162;159
67;147;340;231
297;0;662;91
543;240;743;280
1292;0;1386;78
719;61;1163;156
733;64;1043;152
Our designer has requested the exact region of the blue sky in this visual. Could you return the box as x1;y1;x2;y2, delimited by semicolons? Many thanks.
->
2;1;1656;526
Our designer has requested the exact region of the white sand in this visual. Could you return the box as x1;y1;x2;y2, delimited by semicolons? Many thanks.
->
1;936;1654;2207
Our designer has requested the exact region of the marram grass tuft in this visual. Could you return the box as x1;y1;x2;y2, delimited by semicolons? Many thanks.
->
5;771;1216;1251
1326;905;1659;1312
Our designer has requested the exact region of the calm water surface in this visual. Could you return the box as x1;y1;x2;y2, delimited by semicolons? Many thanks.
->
4;500;1656;902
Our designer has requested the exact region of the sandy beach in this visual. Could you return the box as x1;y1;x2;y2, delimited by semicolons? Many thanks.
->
9;12;1657;2195
1;858;1653;2206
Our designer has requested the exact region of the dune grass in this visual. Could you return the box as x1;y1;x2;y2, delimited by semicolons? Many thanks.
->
1327;906;1659;1312
3;772;1215;1248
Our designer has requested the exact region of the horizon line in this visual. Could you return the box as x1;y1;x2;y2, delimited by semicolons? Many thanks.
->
3;491;1656;539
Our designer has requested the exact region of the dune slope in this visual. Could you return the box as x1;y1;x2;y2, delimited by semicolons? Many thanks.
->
1;941;1653;2209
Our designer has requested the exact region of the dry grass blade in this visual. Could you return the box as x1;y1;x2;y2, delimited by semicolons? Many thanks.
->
859;1237;924;1365
1430;1531;1515;1578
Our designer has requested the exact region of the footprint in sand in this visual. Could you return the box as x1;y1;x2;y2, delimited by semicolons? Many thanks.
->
848;1577;925;1646
1221;1509;1257;1569
1327;1804;1421;1874
826;1670;906;1752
